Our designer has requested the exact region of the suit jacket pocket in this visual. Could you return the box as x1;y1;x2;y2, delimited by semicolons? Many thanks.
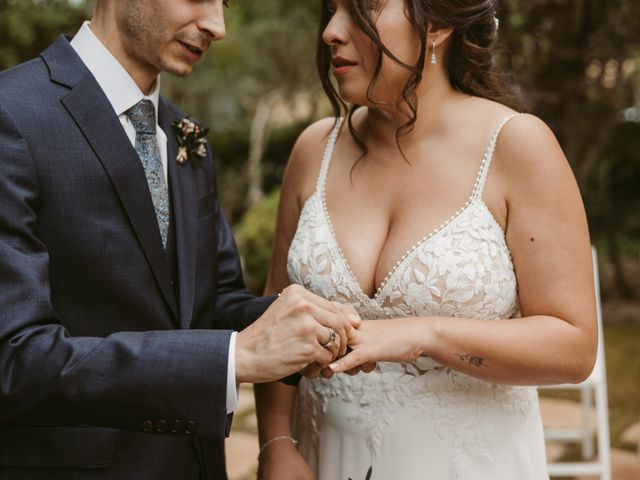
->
197;191;216;219
0;425;116;468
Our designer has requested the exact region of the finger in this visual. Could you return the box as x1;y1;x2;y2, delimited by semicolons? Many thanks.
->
301;362;323;380
330;348;367;373
361;362;377;373
282;288;352;357
336;303;361;330
315;322;339;350
314;343;333;366
344;366;362;376
284;286;355;341
312;312;345;356
320;366;334;379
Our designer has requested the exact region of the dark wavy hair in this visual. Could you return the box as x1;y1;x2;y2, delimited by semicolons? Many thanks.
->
317;0;523;156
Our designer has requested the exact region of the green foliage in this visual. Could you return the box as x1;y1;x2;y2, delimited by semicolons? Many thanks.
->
212;120;308;223
0;0;91;70
234;189;280;294
162;0;320;130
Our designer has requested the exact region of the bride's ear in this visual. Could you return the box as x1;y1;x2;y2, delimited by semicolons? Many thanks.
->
426;23;454;50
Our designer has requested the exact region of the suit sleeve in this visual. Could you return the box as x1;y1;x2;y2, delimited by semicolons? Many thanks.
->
0;101;231;439
210;163;276;332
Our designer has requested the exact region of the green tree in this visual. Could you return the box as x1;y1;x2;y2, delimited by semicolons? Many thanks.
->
163;0;322;212
500;0;640;297
0;0;91;70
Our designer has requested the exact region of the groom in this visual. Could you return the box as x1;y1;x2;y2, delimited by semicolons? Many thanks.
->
0;0;356;479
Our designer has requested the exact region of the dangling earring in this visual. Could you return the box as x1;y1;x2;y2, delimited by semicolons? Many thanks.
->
431;39;437;65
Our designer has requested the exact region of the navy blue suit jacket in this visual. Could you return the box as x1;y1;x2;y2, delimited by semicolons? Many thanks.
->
0;36;272;479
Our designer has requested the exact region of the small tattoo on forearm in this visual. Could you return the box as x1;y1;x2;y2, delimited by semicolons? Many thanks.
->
455;353;488;368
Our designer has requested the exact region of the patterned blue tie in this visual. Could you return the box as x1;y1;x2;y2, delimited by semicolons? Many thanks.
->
126;100;169;250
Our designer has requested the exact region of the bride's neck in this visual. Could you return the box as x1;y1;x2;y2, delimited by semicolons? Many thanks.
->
361;75;465;151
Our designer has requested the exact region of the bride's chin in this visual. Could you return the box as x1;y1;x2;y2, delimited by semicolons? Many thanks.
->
336;84;367;105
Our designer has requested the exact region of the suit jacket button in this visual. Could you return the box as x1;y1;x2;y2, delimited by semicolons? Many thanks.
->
171;419;184;433
142;420;154;433
155;419;169;433
184;420;196;435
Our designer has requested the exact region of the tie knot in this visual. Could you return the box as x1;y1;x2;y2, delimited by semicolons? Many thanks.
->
126;100;156;135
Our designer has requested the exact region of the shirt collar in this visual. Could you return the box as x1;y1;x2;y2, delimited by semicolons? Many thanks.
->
70;21;160;119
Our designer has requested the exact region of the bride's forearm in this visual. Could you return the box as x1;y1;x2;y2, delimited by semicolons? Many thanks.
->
417;315;595;386
254;382;298;444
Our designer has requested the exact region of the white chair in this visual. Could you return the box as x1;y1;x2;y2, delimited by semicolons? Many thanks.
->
539;246;612;480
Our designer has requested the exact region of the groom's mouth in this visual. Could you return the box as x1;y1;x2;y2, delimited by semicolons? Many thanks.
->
178;41;205;61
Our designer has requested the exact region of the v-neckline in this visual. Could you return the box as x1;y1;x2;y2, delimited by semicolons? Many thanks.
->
320;190;480;304
318;115;516;304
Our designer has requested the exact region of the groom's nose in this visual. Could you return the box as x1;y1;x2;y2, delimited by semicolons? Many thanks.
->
197;2;226;42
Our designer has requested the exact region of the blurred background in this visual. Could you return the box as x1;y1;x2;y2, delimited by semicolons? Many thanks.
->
1;0;638;478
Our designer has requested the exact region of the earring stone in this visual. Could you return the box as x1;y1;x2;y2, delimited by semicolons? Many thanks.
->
431;40;437;65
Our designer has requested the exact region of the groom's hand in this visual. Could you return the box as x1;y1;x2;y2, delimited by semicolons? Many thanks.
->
235;284;360;384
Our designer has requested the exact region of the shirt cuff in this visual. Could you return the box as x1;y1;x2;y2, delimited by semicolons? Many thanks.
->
226;331;239;414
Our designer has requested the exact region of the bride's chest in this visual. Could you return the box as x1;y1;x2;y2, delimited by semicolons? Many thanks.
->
287;194;519;320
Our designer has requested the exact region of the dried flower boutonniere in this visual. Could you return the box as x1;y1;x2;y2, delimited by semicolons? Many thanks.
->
171;117;209;165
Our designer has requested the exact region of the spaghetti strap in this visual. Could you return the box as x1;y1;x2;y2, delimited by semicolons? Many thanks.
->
471;113;520;202
315;118;343;193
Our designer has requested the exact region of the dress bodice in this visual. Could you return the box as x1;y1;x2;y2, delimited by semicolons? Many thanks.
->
287;115;520;323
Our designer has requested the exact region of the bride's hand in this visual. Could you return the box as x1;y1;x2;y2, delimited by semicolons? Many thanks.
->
329;318;427;373
302;359;377;379
258;438;315;480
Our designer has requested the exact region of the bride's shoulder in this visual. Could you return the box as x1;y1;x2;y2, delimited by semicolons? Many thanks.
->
495;112;566;172
287;117;338;176
282;117;338;203
492;112;577;201
291;117;338;161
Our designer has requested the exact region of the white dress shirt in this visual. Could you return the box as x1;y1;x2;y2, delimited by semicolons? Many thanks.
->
71;22;238;414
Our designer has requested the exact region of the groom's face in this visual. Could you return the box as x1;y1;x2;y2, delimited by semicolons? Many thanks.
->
117;0;227;77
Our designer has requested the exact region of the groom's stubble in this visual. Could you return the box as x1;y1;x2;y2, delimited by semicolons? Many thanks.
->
92;0;223;93
120;0;191;78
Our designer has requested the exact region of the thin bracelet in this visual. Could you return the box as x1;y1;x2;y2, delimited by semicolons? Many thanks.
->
258;435;298;457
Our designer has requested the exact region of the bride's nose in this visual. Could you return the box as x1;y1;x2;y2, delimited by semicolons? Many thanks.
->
322;10;349;46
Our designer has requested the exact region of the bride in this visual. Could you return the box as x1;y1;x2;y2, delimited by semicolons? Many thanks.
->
255;0;597;479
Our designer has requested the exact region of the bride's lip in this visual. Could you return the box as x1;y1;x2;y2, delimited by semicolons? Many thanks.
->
332;55;358;78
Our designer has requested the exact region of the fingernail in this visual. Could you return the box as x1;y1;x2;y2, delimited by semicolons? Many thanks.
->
348;314;360;322
330;363;338;371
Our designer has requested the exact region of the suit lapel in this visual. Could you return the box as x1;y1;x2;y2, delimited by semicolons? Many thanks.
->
160;100;198;329
48;39;180;322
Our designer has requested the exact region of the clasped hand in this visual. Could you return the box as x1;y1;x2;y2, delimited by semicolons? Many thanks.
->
236;285;424;383
235;284;374;383
303;317;427;379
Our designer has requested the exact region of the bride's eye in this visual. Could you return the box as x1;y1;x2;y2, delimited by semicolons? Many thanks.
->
326;0;337;16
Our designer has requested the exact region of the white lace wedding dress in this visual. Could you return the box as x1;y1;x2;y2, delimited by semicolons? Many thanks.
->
287;115;549;480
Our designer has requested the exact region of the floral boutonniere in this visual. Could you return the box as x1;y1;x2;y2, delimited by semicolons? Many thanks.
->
171;117;209;165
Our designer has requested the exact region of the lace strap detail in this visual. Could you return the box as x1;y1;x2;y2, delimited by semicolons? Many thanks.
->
471;113;520;201
315;118;343;192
